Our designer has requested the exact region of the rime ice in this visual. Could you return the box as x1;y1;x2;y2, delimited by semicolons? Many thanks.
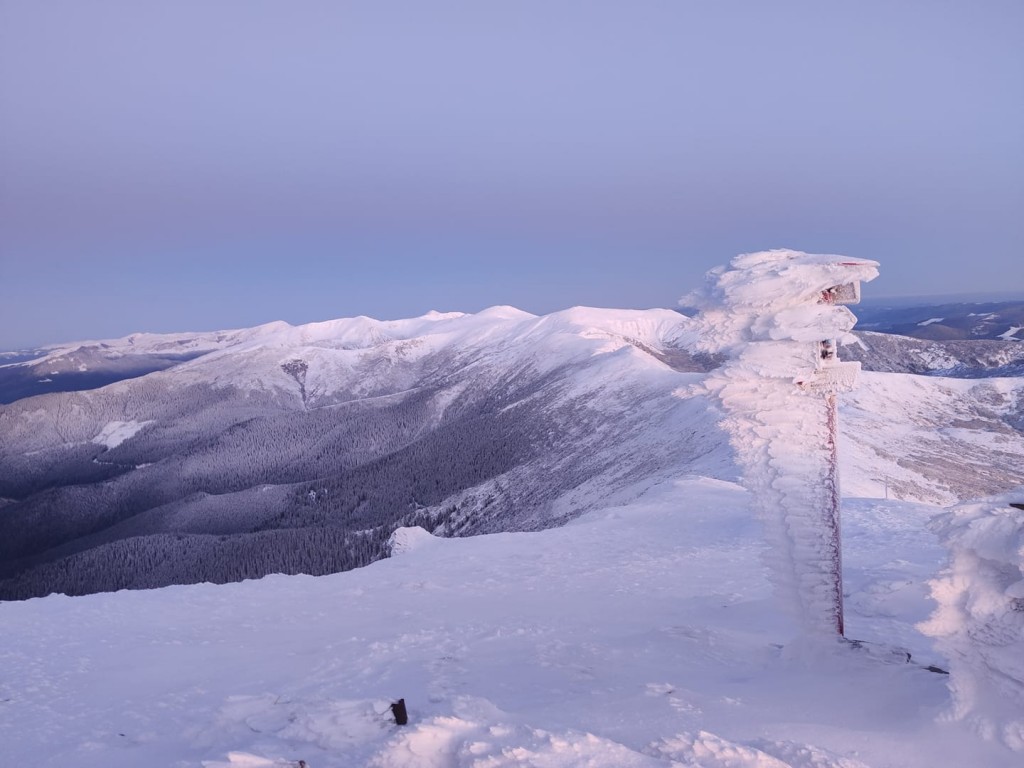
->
920;489;1024;752
686;249;879;635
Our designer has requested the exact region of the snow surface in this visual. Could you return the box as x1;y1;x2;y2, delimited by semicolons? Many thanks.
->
91;419;153;449
3;251;1023;765
3;477;1019;768
997;326;1022;341
919;488;1024;751
840;372;1024;504
119;305;691;404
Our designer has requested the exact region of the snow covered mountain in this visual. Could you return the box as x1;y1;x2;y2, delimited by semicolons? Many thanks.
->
2;252;1024;766
2;300;1023;600
855;298;1024;342
0;306;729;599
4;298;1020;407
845;331;1024;378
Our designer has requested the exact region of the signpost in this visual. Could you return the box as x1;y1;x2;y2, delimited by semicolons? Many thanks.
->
795;275;869;637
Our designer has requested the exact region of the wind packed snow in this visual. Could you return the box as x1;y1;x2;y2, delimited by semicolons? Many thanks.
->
683;250;879;634
2;477;1019;768
679;250;878;352
919;488;1024;751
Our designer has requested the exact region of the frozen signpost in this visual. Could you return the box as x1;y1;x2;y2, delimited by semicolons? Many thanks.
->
686;250;879;637
793;275;871;635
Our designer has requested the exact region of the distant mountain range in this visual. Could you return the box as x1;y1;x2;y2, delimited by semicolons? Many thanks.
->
1;300;1022;600
855;298;1024;342
2;300;1021;407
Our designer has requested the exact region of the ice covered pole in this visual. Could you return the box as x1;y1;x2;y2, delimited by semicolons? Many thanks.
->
683;250;879;636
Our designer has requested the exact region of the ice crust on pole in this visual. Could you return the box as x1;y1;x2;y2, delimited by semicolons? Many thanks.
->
683;249;879;636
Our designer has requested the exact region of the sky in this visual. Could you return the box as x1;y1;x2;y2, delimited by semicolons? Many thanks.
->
1;1;1022;349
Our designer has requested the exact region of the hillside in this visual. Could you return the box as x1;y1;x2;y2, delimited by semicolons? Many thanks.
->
2;253;1023;765
2;478;1021;767
2;303;1023;600
0;307;726;599
845;331;1024;378
855;299;1024;342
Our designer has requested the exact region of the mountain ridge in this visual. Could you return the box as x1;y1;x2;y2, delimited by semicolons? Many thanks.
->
0;306;727;599
1;303;1022;601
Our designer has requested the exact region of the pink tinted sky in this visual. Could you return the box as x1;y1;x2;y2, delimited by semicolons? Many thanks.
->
1;1;1021;348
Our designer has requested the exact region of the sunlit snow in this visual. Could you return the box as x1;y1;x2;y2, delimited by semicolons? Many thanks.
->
2;251;1023;767
4;478;1020;767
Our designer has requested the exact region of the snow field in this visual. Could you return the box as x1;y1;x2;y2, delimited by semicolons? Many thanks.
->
2;477;1019;767
4;251;1024;765
91;419;154;449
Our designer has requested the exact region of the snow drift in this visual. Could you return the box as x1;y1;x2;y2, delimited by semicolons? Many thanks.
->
920;488;1024;751
5;477;1021;767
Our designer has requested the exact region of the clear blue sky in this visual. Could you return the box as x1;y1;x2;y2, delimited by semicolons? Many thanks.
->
2;1;1021;348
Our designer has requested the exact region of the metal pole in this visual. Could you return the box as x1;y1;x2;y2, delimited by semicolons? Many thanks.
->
824;392;845;636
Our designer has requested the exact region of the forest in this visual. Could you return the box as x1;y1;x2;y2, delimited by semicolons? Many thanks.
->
0;350;649;600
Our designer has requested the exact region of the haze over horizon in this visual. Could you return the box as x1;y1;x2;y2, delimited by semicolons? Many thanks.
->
2;286;1023;353
2;1;1021;349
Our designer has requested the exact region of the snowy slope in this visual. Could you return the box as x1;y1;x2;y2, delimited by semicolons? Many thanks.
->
841;372;1024;504
854;299;1024;342
845;331;1024;378
2;305;683;403
3;252;1024;765
1;477;1020;767
0;305;730;599
2;297;1024;600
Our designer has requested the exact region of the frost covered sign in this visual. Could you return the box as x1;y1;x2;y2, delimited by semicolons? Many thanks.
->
686;250;880;636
